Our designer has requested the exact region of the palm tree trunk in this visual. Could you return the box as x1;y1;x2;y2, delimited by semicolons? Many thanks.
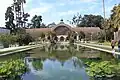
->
103;0;106;41
103;0;106;20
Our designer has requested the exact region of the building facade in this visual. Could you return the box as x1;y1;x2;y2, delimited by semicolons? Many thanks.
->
0;27;10;34
26;21;100;41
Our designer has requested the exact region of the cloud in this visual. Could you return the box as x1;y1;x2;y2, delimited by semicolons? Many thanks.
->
0;0;119;26
80;0;97;2
65;0;97;5
59;10;80;16
28;5;52;22
59;3;66;6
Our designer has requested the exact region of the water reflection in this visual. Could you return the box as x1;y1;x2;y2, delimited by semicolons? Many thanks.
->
0;44;119;80
22;44;108;80
24;57;89;80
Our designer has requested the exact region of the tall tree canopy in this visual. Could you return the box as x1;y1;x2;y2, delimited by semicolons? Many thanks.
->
69;14;104;29
5;0;29;33
111;4;120;29
12;0;29;28
5;7;15;33
31;15;42;28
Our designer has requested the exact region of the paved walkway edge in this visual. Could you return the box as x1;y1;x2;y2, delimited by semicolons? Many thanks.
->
0;45;42;57
75;43;120;55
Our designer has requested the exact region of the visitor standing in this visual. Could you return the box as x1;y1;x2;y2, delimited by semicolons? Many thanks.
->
111;40;116;51
118;40;120;52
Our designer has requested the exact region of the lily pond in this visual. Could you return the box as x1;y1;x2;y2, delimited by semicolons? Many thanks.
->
0;44;120;80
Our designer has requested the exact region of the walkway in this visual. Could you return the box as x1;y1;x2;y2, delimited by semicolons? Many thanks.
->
0;44;42;57
75;42;120;55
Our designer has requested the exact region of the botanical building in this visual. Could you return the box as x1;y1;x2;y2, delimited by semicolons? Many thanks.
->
26;20;100;41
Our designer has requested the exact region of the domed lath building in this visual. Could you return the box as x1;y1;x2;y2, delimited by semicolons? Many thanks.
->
26;20;100;41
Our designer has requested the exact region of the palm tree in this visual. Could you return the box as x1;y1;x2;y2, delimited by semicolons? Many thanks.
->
102;0;107;41
47;31;57;43
111;4;120;29
13;0;26;27
5;7;15;33
31;15;42;28
102;0;106;20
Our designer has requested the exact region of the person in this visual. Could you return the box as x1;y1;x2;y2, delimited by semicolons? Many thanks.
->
118;40;120;52
111;40;116;51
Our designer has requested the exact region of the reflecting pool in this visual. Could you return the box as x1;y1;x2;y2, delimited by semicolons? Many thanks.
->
0;44;119;80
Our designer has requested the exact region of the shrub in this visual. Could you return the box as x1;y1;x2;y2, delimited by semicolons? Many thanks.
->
0;59;28;79
0;34;17;48
86;61;120;78
17;33;34;46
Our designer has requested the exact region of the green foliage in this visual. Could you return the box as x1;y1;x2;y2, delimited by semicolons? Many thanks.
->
47;31;57;43
5;0;29;34
5;6;15;33
68;13;82;25
13;0;29;28
40;32;45;39
67;31;77;43
0;34;17;48
69;37;75;44
0;59;28;79
79;15;103;29
31;15;42;28
0;33;34;47
97;30;105;42
32;59;43;70
78;31;85;41
17;33;34;46
69;14;104;29
111;4;120;28
86;61;120;78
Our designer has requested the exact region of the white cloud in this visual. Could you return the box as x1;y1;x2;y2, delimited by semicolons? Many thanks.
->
59;10;80;16
80;0;97;2
28;6;52;23
59;3;66;6
64;0;97;5
0;0;13;27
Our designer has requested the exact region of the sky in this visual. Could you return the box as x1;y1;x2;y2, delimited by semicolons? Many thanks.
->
0;0;119;26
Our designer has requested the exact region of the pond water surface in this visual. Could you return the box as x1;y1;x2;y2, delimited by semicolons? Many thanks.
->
0;44;119;80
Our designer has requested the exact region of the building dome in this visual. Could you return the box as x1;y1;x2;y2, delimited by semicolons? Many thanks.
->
52;20;72;35
59;19;65;24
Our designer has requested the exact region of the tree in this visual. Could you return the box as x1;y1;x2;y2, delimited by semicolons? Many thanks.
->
79;14;104;29
68;13;82;25
12;0;29;28
47;22;56;27
5;7;16;33
0;34;18;48
5;0;29;34
47;31;57;43
31;15;42;28
78;31;85;41
17;33;34;46
69;14;104;29
41;23;47;28
111;4;120;29
40;32;45;41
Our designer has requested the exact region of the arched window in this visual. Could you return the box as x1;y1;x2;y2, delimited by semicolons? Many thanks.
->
60;36;64;41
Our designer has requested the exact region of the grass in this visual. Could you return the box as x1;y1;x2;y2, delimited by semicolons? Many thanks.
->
98;41;118;46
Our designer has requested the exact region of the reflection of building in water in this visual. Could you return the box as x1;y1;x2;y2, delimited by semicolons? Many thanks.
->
29;44;101;60
45;44;82;51
26;20;100;41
